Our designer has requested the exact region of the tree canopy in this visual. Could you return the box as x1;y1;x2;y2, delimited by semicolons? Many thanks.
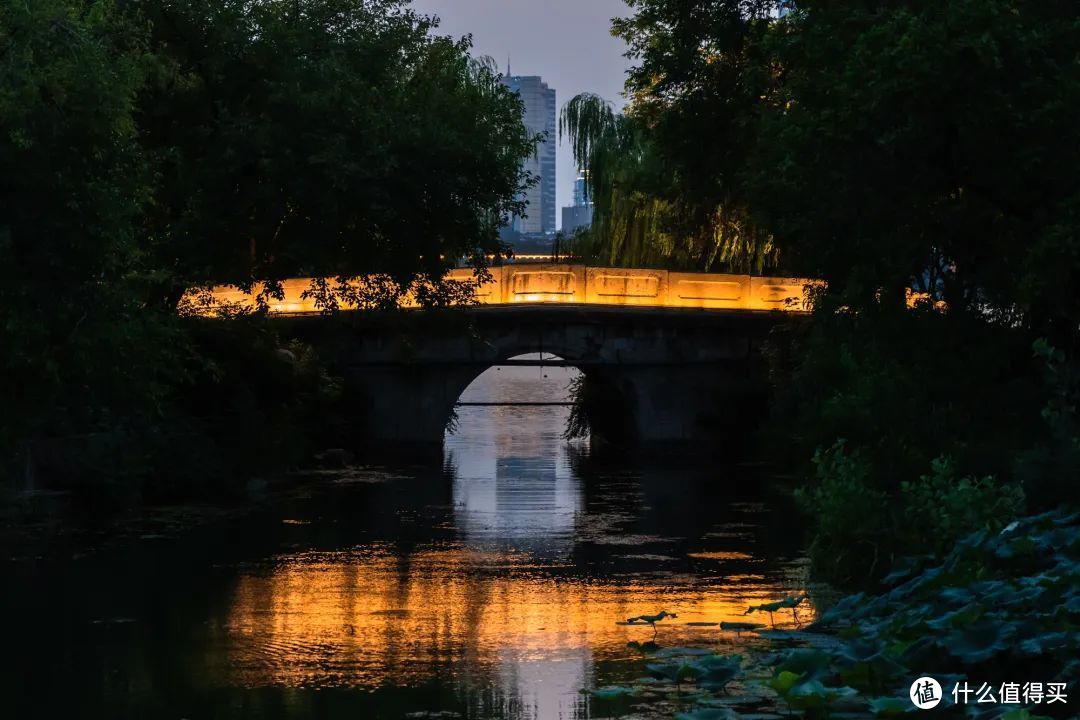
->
0;0;170;457
136;0;537;307
565;0;1080;344
560;0;779;272
0;0;538;479
754;0;1080;334
560;1;1080;548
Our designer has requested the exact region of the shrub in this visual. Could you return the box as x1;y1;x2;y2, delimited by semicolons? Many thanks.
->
798;442;1025;587
767;308;1045;493
795;442;891;583
900;456;1025;558
1016;340;1080;509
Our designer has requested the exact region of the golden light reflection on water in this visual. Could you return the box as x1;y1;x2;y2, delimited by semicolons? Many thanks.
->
226;545;816;689
222;365;817;718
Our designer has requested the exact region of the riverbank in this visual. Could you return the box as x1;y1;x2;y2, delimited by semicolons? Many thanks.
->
580;510;1080;720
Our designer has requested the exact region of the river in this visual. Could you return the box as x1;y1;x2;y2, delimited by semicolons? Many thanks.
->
5;359;815;719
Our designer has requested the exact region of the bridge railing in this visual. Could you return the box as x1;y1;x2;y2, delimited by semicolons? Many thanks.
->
193;266;820;315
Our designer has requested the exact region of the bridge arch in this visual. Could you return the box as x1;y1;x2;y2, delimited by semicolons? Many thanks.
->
445;352;640;443
447;352;579;427
329;305;781;450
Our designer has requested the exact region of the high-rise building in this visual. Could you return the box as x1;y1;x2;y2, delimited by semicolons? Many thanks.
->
561;205;593;235
503;74;556;235
572;170;589;207
561;169;593;234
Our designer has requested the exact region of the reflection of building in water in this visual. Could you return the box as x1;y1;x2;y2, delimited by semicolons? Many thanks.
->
452;452;578;558
448;361;583;558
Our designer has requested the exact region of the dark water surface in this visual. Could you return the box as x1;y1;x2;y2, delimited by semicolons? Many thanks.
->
5;363;814;719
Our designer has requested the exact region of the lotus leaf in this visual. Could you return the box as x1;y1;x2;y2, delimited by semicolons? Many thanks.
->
690;654;741;690
1000;711;1054;720
766;670;802;695
646;661;700;683
925;604;983;632
866;696;910;716
944;619;1017;663
774;648;832;679
674;709;738;720
695;664;739;691
811;592;867;628
881;556;922;585
1018;630;1071;655
897;635;942;667
586;686;642;699
745;596;805;614
785;678;858;709
653;646;715;658
832;637;887;664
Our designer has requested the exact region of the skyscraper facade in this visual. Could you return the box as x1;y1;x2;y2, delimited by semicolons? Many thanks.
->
572;171;589;207
503;75;556;235
562;169;593;234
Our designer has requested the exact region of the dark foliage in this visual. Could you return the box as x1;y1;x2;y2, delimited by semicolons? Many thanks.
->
784;510;1080;719
0;0;535;493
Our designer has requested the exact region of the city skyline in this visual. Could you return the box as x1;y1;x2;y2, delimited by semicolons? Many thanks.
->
409;0;630;229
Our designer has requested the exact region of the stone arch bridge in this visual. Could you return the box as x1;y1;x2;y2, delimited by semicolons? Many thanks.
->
208;266;814;448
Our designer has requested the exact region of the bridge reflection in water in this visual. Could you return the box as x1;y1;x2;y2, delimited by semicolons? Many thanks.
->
449;357;582;559
199;265;817;314
221;363;816;719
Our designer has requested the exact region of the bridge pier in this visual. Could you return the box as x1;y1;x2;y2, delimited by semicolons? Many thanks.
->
576;362;764;449
344;365;477;445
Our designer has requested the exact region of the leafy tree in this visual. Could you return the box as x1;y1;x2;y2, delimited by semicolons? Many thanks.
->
0;0;174;477
560;93;674;268
559;1;780;271
751;0;1080;333
587;0;1080;340
560;90;776;272
135;0;538;307
600;1;1080;568
0;0;541;490
616;0;778;271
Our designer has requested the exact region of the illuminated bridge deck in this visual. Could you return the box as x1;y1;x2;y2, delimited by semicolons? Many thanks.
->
200;265;817;315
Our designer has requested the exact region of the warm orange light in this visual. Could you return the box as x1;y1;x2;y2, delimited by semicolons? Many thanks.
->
906;288;948;310
183;266;821;316
223;544;817;689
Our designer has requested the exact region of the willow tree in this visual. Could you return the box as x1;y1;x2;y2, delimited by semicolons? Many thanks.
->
560;93;775;272
560;0;782;273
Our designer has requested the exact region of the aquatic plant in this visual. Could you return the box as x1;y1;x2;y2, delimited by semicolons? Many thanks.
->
767;510;1080;717
645;650;742;693
584;649;744;717
584;685;643;700
796;441;1025;586
623;609;678;639
744;595;807;627
719;621;765;637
